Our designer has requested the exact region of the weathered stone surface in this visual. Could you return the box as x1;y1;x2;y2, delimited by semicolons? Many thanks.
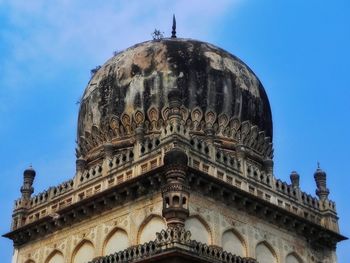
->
77;38;272;157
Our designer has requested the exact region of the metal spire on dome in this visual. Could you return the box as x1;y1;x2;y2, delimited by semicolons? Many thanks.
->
171;14;177;38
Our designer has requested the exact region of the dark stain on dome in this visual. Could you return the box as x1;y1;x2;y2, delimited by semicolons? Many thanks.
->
78;38;273;145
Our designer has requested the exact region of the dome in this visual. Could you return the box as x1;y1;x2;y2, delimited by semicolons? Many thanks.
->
77;38;272;158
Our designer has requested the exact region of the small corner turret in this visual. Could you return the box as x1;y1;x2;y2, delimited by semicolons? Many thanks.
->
20;165;36;200
12;166;36;231
313;163;340;234
290;171;300;189
314;164;329;201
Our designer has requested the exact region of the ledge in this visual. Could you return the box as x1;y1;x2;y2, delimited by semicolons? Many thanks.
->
4;165;347;249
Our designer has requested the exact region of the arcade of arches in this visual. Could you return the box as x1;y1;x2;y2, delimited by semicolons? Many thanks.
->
24;216;304;263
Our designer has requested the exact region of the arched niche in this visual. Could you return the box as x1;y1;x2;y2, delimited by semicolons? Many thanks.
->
221;229;246;257
286;252;303;263
138;215;166;244
103;228;129;256
184;216;211;244
24;260;35;263
45;250;64;263
72;240;95;263
256;241;277;263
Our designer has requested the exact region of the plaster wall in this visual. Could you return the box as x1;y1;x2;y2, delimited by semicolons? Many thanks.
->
188;193;337;263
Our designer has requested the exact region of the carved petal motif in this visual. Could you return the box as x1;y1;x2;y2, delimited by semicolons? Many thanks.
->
248;126;258;148
134;110;145;125
161;107;170;121
205;110;217;125
218;114;229;128
147;106;159;122
180;106;189;121
121;113;132;134
191;107;203;122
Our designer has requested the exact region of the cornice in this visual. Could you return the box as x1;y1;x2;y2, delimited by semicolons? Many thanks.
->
3;167;164;247
4;164;346;249
187;167;347;249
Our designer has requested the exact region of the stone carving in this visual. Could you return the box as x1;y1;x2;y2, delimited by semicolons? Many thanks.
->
88;227;257;263
77;106;273;160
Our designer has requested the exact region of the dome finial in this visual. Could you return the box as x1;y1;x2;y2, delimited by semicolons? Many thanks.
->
171;14;176;38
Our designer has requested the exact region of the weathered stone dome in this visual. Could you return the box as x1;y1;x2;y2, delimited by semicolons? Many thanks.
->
77;38;272;158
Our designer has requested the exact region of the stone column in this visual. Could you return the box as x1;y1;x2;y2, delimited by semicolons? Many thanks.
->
167;88;182;127
162;148;190;228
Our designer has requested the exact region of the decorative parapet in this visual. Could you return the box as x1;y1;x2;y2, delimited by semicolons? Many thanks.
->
187;147;337;217
79;164;103;184
107;149;135;171
275;178;336;212
77;106;273;160
14;179;74;211
12;138;337;230
88;227;257;263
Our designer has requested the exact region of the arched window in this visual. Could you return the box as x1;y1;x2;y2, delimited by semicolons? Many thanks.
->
138;215;166;244
46;250;64;263
185;216;211;244
256;241;277;263
286;253;303;263
221;230;246;257
103;228;129;256
72;240;95;263
24;260;35;263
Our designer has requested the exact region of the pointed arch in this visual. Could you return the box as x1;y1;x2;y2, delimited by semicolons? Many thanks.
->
45;250;64;263
221;228;247;257
137;214;166;244
286;252;303;263
256;241;278;263
103;227;129;256
185;215;212;244
72;239;95;263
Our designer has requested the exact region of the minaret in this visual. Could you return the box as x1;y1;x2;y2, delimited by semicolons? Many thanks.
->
314;164;329;201
162;148;190;227
12;166;36;230
20;166;36;200
313;164;340;233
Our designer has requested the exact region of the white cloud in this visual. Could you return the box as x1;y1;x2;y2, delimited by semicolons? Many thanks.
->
1;0;240;64
0;0;241;116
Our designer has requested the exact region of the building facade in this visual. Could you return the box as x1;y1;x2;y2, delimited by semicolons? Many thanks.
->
4;31;346;263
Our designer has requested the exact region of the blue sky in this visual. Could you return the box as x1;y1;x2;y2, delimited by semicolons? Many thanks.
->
0;0;349;262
